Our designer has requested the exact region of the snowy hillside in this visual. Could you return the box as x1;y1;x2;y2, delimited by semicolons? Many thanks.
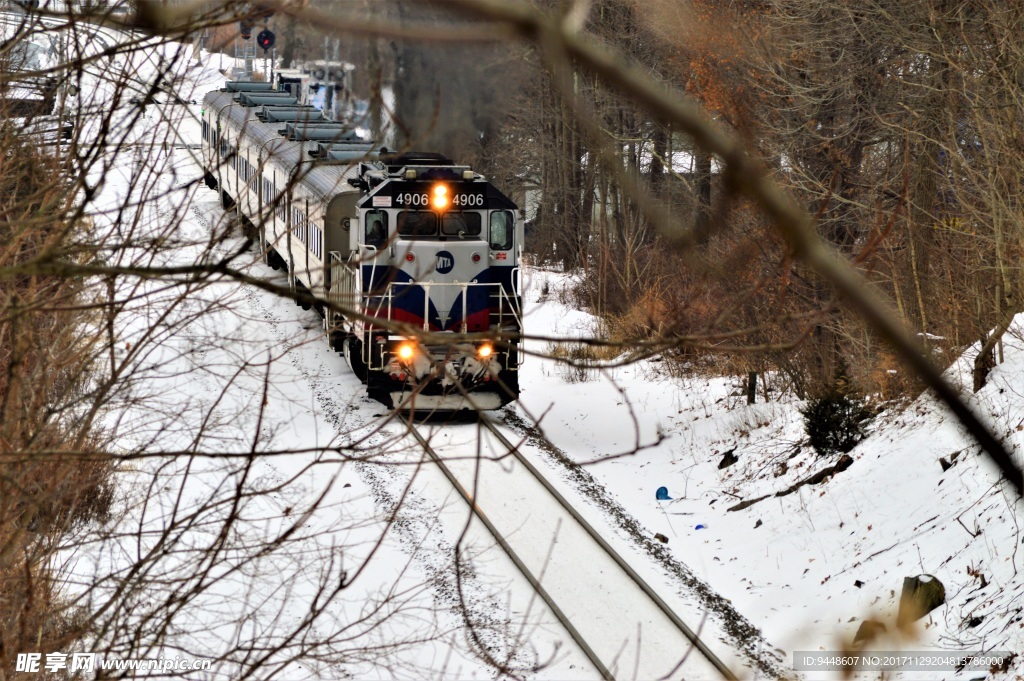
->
517;268;1024;679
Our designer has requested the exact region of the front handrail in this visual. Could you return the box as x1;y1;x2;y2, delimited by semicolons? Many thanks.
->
326;250;357;309
328;253;523;336
368;281;522;335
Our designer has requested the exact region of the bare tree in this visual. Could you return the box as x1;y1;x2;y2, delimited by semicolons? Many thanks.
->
4;1;1024;679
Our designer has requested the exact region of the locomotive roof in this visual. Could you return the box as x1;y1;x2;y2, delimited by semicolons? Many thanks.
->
204;89;363;201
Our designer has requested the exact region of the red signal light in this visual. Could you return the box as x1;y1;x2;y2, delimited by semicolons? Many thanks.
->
256;29;275;51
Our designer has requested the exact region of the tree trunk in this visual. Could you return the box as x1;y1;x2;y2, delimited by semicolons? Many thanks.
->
695;145;712;236
649;126;668;194
279;17;297;69
973;338;996;393
973;309;1015;392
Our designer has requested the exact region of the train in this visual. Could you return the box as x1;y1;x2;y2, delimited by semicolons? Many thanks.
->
200;80;523;411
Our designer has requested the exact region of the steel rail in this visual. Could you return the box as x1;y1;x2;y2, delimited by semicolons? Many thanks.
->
477;413;739;681
407;425;615;681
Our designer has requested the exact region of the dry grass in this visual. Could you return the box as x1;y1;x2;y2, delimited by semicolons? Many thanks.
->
0;113;113;672
546;339;623;383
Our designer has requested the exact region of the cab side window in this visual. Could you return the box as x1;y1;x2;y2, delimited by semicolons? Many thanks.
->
365;211;388;247
489;211;514;251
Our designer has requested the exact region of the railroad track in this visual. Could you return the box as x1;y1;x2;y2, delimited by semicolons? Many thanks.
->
408;414;739;681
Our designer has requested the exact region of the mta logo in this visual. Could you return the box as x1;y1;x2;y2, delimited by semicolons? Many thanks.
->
435;250;454;274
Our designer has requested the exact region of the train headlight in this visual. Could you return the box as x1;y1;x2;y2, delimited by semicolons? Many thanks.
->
477;343;494;359
397;342;416;361
431;183;449;211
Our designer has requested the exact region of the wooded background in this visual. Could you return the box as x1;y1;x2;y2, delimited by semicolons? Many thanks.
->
297;0;1024;400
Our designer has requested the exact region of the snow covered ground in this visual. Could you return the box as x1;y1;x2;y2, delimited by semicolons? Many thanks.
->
53;27;1024;681
516;268;1024;679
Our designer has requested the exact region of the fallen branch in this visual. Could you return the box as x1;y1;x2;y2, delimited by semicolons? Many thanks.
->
728;455;854;511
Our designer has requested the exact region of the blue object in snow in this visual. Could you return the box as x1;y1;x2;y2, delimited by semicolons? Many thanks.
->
655;486;672;501
694;524;706;530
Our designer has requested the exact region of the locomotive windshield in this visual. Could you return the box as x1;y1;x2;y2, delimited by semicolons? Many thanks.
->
489;210;514;250
396;211;434;236
442;212;481;237
396;210;482;238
